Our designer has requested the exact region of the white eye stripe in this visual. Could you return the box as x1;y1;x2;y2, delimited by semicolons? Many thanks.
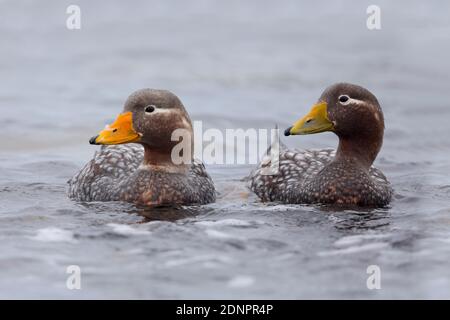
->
338;95;365;106
144;106;175;114
347;98;366;105
154;108;175;114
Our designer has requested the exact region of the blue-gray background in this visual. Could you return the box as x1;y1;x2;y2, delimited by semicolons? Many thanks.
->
0;0;449;298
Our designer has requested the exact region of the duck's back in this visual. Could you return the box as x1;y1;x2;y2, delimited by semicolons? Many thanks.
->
249;148;335;202
248;147;391;205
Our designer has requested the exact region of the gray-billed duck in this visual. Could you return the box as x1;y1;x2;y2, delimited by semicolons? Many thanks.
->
249;83;393;207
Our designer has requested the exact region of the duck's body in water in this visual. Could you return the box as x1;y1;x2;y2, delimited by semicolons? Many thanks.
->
249;83;393;207
68;89;216;206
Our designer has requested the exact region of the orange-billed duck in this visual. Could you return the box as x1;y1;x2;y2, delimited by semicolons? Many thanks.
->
68;89;216;206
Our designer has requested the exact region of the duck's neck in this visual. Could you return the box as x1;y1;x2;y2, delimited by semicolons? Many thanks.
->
335;134;383;169
142;145;189;174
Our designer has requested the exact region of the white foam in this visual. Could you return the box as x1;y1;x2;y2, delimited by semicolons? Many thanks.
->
255;204;306;212
32;227;76;243
334;234;392;247
195;219;252;227
318;242;389;256
228;275;255;288
205;229;236;239
164;255;233;268
107;223;151;236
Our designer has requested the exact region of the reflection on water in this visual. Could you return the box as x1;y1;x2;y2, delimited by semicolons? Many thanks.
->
328;209;391;231
1;0;450;299
76;202;214;222
136;206;213;223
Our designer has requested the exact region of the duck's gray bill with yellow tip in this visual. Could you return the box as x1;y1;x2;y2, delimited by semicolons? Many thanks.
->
284;101;334;136
89;112;142;145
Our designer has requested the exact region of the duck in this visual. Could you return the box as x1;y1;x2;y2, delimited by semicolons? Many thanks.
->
68;89;216;206
249;83;393;207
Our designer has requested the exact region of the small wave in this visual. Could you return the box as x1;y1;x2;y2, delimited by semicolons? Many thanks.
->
318;242;389;256
204;229;238;239
334;233;393;247
194;219;254;227
107;223;151;236
164;255;234;268
31;227;77;243
227;275;255;288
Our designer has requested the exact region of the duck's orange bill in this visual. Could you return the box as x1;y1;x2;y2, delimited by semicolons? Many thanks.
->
286;102;334;136
89;112;141;145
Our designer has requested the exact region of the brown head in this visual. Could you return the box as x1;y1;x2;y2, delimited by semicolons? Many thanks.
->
90;89;194;166
285;83;385;168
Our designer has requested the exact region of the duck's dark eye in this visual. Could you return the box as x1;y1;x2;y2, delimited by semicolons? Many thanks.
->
145;105;155;113
338;95;349;103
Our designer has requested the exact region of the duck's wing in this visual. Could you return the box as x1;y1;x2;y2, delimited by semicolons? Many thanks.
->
248;148;335;202
67;144;143;201
368;166;394;200
186;159;216;204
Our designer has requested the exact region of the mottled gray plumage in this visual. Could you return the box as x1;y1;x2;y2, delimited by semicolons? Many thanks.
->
68;144;215;205
249;83;393;207
68;89;216;207
249;146;392;206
